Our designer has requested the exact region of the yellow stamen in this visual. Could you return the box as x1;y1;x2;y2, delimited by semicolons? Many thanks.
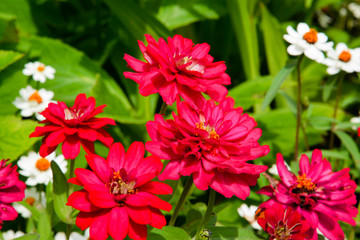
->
37;64;45;72
35;158;50;171
303;28;318;44
25;197;36;206
296;174;316;191
28;91;43;104
339;50;351;62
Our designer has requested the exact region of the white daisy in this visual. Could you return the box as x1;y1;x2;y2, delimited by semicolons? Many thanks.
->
18;151;67;186
283;22;333;62
323;43;360;75
54;229;89;240
13;187;46;218
1;230;25;240
349;2;360;19
268;161;291;176
13;85;54;121
237;204;261;230
351;116;360;131
22;61;55;83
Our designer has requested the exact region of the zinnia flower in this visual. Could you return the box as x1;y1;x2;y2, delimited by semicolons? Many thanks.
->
18;151;67;186
323;43;360;74
124;34;231;107
237;204;261;230
22;61;55;83
0;159;26;229
13;187;46;218
256;202;310;240
283;22;333;62
13;85;54;121
146;97;269;199
258;149;358;240
67;142;173;240
30;93;116;159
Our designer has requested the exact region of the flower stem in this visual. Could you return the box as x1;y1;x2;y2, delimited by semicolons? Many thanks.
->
329;73;345;149
195;189;216;240
159;101;168;115
65;223;71;240
294;55;304;161
168;176;194;226
68;159;76;196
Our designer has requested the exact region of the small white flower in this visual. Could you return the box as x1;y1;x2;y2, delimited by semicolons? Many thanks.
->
283;22;333;62
316;10;332;28
22;61;55;83
349;2;360;19
268;161;291;176
18;151;67;186
350;116;360;131
13;187;46;218
1;230;25;240
237;204;261;230
13;85;54;121
323;43;360;75
54;229;89;240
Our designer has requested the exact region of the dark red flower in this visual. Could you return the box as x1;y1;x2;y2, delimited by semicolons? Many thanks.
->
257;203;310;240
124;34;231;107
146;97;269;199
67;142;172;240
0;159;26;229
30;94;116;159
258;150;358;240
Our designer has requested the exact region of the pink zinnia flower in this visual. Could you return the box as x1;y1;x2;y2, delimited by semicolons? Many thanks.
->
258;150;358;240
124;34;231;107
67;142;172;240
257;203;310;240
30;94;116;159
146;97;269;199
0;159;26;229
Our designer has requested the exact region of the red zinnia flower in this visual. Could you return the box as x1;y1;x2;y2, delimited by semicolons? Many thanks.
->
258;150;358;240
146;97;269;199
357;127;360;137
124;34;231;107
257;203;310;240
30;94;116;159
67;142;172;240
0;159;26;229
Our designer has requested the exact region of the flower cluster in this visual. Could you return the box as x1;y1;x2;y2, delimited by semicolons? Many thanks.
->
258;150;358;239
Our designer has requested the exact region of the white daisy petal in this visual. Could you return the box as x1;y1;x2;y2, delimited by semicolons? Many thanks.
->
283;34;297;44
287;44;303;56
316;33;328;43
297;22;310;35
327;66;340;75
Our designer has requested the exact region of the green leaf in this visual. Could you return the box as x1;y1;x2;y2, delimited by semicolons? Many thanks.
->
261;59;298;111
14;234;40;240
334;131;360;170
322;75;337;101
207;227;262;240
259;3;288;75
38;210;52;240
228;75;273;110
104;0;172;40
302;150;350;161
0;116;38;161
148;226;190;240
16;201;40;221
0;50;24;71
279;90;296;115
51;161;74;224
227;0;259;80
156;0;227;30
0;12;18;43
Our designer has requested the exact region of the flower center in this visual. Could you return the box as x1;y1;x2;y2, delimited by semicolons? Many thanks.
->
37;64;45;72
110;170;136;195
28;91;43;104
176;56;205;74
275;224;291;240
339;50;351;62
35;158;50;171
64;108;86;121
303;28;318;44
25;197;36;206
196;122;220;139
296;174;316;192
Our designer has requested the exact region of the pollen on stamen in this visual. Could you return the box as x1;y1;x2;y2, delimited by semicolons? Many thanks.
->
296;174;316;191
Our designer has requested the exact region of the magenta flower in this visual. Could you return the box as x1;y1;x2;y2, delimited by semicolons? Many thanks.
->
257;203;310;240
30;93;116;159
258;150;358;240
67;142;172;240
146;97;269;199
0;159;26;229
124;34;231;107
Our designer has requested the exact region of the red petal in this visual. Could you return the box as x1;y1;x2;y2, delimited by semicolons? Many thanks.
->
89;210;110;240
76;211;94;230
126;205;152;225
140;181;173;195
108;207;129;240
62;135;80;159
108;142;125;171
123;142;145;171
67;190;100;212
128;219;147;240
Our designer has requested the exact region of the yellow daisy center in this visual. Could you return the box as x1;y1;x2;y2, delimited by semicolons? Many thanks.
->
339;50;351;62
25;197;36;206
28;90;43;104
37;64;45;72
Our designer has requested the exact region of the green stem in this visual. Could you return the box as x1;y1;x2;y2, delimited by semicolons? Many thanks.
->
159;101;168;115
168;176;193;226
68;159;76;196
65;223;71;240
329;73;345;150
294;55;304;161
196;189;216;240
